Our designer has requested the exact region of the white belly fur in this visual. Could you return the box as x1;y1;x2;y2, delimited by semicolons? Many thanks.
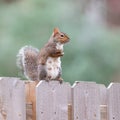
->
46;42;63;80
46;57;61;79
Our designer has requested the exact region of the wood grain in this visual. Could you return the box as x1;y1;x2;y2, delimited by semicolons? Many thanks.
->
73;81;100;120
36;80;71;120
0;77;26;120
107;83;120;120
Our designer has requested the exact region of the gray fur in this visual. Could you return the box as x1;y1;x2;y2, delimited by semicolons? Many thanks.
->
16;46;39;81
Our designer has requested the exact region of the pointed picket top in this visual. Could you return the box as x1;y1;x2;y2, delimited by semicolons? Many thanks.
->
72;81;96;87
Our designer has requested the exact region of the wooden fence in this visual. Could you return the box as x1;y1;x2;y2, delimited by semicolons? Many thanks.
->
0;77;120;120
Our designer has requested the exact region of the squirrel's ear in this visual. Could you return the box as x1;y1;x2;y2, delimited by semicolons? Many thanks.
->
53;28;60;36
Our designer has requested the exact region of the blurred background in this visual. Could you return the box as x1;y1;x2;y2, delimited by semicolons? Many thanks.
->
0;0;120;86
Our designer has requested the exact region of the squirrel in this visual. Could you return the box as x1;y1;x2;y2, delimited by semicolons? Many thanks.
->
17;28;70;83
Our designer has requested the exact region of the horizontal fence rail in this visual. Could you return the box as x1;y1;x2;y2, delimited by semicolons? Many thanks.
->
0;77;120;120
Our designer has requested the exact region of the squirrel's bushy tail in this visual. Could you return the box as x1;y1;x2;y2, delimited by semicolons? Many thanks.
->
17;46;39;81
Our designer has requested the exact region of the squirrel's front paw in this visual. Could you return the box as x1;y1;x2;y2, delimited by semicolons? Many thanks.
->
58;77;63;84
44;79;49;82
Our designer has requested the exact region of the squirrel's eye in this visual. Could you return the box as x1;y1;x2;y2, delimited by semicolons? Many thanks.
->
60;34;64;37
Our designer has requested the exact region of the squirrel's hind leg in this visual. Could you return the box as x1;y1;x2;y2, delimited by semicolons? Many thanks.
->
38;64;47;80
56;67;63;84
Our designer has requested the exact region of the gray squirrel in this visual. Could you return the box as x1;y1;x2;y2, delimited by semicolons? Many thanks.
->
16;28;70;83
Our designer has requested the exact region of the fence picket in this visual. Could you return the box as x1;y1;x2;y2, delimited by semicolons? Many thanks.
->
0;77;120;120
73;81;100;120
0;77;26;120
36;81;71;120
107;83;120;120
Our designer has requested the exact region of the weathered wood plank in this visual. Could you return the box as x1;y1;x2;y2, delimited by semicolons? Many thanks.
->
73;81;100;120
68;104;72;120
99;84;107;105
0;77;26;120
36;81;71;120
99;84;107;120
100;105;107;120
1;77;120;120
107;83;120;120
25;81;37;120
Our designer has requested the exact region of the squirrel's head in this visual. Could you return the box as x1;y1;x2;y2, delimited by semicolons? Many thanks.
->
52;28;70;44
